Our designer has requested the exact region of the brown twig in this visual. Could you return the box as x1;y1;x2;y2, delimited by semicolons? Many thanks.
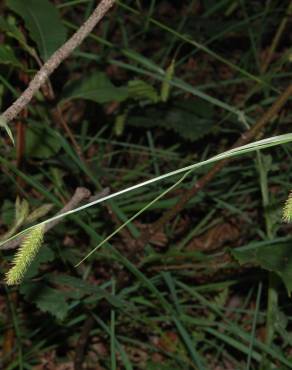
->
2;290;18;368
0;187;109;250
52;105;85;161
74;315;96;370
138;83;292;246
1;0;116;124
27;46;86;162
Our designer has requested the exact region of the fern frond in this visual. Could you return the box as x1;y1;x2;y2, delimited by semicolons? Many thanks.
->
5;225;45;285
283;191;292;223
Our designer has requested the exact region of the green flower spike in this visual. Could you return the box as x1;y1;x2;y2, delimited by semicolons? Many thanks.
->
6;225;45;285
283;191;292;223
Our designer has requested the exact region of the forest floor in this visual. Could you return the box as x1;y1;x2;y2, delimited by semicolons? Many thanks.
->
1;0;292;369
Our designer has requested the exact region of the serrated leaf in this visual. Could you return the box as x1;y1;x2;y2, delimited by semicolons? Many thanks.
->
165;109;213;140
0;44;22;68
62;72;129;104
6;0;66;61
232;243;292;295
128;80;159;103
49;274;124;308
128;100;214;142
36;288;68;320
20;282;69;320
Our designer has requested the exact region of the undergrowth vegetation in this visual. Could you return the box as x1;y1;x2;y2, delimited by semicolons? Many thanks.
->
0;0;292;369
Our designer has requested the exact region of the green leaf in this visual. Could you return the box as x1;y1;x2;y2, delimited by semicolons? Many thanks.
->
25;123;61;159
62;72;129;104
160;59;175;102
0;115;15;145
62;75;159;106
48;274;125;308
128;100;214;141
165;109;212;141
0;198;29;241
0;16;26;45
6;0;66;61
128;79;159;103
20;282;69;320
0;16;37;57
232;243;292;295
25;203;54;224
36;287;69;320
0;44;22;68
122;49;163;74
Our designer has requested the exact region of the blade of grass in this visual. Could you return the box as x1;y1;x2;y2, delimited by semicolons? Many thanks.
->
177;281;292;368
246;282;263;370
92;314;133;370
116;1;274;88
1;133;292;249
110;248;205;369
206;327;262;362
256;151;280;370
111;278;117;370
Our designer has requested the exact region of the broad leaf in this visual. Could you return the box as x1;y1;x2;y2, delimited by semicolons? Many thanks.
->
232;242;292;295
49;274;125;308
20;282;69;320
62;72;129;104
128;100;214;141
6;0;66;61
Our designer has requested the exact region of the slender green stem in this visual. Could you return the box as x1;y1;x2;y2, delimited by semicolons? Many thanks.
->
110;278;117;370
256;152;279;369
